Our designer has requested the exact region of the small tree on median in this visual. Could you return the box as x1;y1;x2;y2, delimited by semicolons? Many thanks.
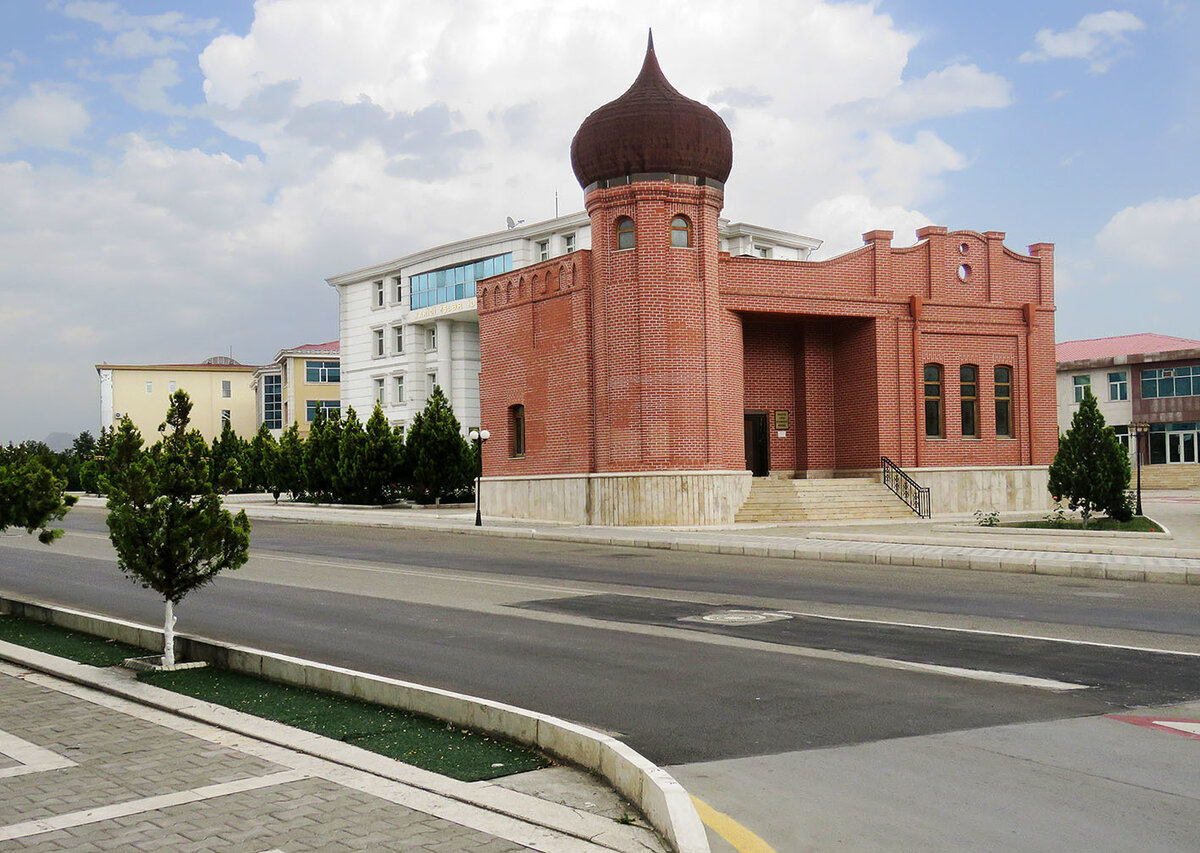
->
105;392;251;667
1048;388;1132;529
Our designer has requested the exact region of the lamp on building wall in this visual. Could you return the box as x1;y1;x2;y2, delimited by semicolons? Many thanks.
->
469;428;490;526
1131;421;1151;516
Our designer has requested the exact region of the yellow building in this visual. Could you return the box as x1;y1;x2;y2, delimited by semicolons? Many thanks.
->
96;357;259;442
252;341;340;437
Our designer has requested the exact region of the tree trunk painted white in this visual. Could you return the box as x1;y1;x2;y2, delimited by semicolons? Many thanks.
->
163;599;176;668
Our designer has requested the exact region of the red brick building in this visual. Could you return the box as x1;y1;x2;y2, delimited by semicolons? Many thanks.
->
478;38;1057;524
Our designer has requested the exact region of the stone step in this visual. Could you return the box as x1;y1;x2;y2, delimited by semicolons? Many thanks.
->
735;476;919;523
1140;464;1200;489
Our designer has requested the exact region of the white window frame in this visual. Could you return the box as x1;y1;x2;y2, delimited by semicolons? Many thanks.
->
374;376;386;406
145;381;153;394
374;279;385;309
426;326;437;352
373;327;386;358
1108;371;1128;401
221;379;231;398
427;371;437;395
563;233;576;253
394;374;405;404
393;324;404;354
393;275;403;304
537;239;550;262
1072;375;1091;403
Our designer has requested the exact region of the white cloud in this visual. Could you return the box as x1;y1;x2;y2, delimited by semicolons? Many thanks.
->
1096;194;1200;269
800;195;934;258
841;63;1013;126
96;29;187;59
1057;194;1200;341
110;57;183;113
58;1;218;36
1019;10;1145;73
0;84;90;152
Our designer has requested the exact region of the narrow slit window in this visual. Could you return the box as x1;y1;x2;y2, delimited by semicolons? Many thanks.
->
960;364;979;438
924;364;943;438
995;365;1013;438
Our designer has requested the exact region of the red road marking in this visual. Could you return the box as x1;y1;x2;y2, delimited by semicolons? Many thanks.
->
1106;715;1200;740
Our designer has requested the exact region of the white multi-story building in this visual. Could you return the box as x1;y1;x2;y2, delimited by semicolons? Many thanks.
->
327;212;820;434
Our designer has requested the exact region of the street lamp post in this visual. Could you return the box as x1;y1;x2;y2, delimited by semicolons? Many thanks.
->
1131;421;1151;517
468;428;489;526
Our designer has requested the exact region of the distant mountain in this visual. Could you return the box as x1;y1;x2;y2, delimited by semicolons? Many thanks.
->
43;432;74;452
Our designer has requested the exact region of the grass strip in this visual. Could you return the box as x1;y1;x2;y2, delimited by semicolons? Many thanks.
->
0;615;147;666
138;667;551;781
0;613;551;782
1004;516;1163;533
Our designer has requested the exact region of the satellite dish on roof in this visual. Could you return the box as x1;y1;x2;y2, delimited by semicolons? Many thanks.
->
506;216;516;229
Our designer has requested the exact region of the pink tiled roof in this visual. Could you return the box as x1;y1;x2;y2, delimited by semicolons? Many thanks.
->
1056;334;1200;363
288;340;340;353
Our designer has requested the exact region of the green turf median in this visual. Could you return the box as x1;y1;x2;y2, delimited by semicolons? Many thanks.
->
0;613;550;782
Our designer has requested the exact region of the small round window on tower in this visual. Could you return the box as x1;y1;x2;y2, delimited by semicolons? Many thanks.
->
958;242;969;255
957;263;971;281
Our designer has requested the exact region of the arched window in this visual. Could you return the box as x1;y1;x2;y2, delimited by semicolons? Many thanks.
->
509;404;526;457
615;217;635;250
924;364;943;438
995;365;1013;437
960;365;979;438
670;215;692;248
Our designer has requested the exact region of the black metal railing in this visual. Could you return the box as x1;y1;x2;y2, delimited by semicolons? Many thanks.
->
881;456;931;518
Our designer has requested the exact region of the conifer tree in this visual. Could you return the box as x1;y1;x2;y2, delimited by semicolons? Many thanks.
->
404;386;473;504
277;422;305;499
304;405;340;499
248;423;281;497
210;420;244;494
105;392;251;667
334;406;368;502
363;404;401;504
1048;389;1132;528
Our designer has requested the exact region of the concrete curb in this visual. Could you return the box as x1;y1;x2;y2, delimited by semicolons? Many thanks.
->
71;495;1200;584
0;595;709;853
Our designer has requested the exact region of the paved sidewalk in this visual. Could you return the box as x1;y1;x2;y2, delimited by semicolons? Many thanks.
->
83;490;1200;585
0;651;666;852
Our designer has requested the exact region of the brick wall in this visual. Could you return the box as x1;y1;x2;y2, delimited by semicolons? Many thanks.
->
478;192;1057;479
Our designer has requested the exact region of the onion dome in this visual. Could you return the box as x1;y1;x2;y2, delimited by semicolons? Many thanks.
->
570;32;733;189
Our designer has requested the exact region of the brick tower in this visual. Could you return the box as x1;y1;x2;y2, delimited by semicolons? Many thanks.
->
570;33;742;473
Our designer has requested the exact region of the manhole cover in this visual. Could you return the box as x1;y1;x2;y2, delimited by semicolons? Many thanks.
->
680;610;793;626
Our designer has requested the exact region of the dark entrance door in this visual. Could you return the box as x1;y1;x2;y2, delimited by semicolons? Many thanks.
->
744;412;769;476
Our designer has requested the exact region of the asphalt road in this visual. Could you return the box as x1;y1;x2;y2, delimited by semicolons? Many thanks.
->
4;508;1200;850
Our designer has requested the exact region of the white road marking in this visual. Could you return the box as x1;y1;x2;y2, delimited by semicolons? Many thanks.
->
779;610;1200;658
1158;720;1200;736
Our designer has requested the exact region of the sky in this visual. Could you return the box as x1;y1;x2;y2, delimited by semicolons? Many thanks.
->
1;0;1196;444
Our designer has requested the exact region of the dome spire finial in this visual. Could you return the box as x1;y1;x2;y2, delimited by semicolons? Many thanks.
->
569;31;733;189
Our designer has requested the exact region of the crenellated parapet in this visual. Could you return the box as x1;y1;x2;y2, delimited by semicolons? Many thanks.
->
476;253;592;314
